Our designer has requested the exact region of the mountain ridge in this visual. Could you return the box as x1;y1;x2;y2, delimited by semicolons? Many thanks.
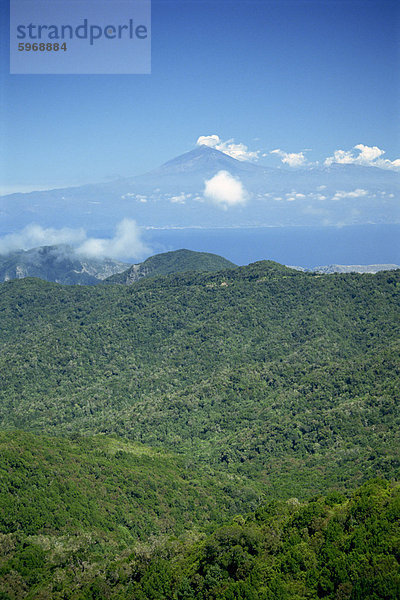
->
103;248;237;284
0;244;397;284
0;246;237;285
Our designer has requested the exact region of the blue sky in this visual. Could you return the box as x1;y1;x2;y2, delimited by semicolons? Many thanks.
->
1;0;399;192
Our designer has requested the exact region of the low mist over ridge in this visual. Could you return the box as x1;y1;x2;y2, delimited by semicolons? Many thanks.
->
0;246;236;285
0;245;129;285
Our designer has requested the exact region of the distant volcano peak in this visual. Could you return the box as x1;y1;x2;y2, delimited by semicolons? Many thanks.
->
151;145;262;177
160;145;238;168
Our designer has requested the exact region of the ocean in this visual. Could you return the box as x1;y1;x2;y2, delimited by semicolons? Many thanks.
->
143;224;400;268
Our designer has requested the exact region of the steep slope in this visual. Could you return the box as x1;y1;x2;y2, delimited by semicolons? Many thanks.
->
0;430;258;599
103;248;237;284
137;479;400;600
0;263;398;498
0;431;257;540
0;245;129;284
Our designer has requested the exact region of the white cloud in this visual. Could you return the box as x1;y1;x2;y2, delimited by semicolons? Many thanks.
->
203;170;248;208
0;224;87;254
355;144;384;162
196;134;260;162
170;192;188;204
332;189;368;200
77;219;150;260
288;191;328;202
122;193;147;202
324;144;400;170
270;149;308;168
0;219;150;261
325;150;354;166
283;192;307;201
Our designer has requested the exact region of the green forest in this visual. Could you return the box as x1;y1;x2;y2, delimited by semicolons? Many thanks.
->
0;260;399;598
103;249;237;284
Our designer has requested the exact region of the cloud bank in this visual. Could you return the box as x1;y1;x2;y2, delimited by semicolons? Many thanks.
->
204;170;248;208
197;134;260;162
270;149;308;167
77;219;150;259
269;143;399;171
332;189;368;200
196;135;399;171
0;224;87;255
0;219;150;260
324;144;400;170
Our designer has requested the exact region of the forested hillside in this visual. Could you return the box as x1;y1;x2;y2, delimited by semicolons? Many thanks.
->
129;478;400;600
103;249;237;284
0;261;399;598
0;262;399;496
1;469;398;599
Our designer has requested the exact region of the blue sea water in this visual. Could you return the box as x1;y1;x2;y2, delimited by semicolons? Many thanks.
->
143;225;400;268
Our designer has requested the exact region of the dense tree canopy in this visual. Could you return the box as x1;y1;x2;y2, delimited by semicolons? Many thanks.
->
0;263;399;495
0;262;399;598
